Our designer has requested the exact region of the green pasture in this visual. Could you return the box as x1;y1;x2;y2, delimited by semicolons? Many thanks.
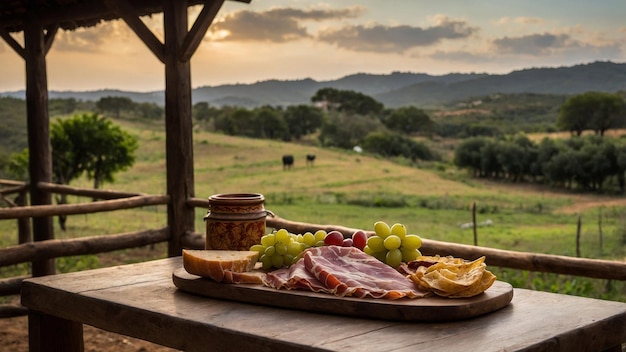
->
1;118;625;301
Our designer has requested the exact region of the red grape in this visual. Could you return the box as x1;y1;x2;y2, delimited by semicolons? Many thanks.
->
324;230;344;246
341;238;353;247
351;230;367;250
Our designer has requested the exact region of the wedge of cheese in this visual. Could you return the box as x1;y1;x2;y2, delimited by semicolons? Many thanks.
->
182;249;259;283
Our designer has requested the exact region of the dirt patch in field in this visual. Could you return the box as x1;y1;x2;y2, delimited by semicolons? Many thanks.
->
556;197;626;214
434;108;491;117
471;179;626;215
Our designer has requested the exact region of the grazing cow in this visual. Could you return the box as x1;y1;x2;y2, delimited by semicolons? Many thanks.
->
306;154;316;167
282;154;294;170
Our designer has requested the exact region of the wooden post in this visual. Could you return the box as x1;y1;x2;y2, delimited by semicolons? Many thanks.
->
16;190;31;244
163;0;195;256
23;15;55;276
598;206;603;254
472;202;477;246
576;214;581;258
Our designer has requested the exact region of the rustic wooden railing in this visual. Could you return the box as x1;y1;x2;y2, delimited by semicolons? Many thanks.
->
1;179;626;318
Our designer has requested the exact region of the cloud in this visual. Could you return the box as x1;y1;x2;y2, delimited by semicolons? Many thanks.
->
493;33;577;55
52;20;135;52
495;17;545;26
316;17;477;53
489;31;623;64
210;6;364;42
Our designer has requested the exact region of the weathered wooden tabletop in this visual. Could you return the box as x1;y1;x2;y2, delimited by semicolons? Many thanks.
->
21;257;626;352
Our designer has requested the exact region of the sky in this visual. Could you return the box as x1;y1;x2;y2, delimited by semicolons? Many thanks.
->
1;0;625;92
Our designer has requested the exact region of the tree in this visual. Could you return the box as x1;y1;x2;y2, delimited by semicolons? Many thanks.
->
454;137;488;177
229;108;256;137
588;92;626;136
283;105;324;140
557;92;626;136
193;102;220;122
51;113;138;229
318;113;383;149
384;106;433;135
543;149;579;188
361;131;434;162
311;88;384;115
6;149;29;181
96;96;135;119
136;102;164;120
480;141;502;179
536;137;560;181
497;142;526;181
49;98;78;115
254;106;288;140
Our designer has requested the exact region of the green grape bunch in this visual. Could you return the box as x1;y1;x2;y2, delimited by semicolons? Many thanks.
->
250;229;327;270
363;221;423;268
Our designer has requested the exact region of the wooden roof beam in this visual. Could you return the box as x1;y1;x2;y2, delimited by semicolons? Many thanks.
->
103;0;165;63
0;28;25;58
44;24;59;55
180;0;225;62
0;23;58;61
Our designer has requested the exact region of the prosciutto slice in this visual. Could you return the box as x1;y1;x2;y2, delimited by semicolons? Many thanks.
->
265;260;329;293
266;246;428;300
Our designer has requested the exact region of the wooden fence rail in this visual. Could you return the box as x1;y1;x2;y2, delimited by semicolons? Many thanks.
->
0;227;170;268
0;194;170;219
36;181;145;199
0;228;170;298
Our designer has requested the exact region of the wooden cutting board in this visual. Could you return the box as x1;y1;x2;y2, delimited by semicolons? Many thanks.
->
172;268;514;322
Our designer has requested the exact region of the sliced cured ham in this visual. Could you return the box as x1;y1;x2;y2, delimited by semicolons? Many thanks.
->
266;246;428;300
265;261;329;293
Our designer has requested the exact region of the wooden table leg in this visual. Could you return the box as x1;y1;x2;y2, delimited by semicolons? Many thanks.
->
28;311;84;352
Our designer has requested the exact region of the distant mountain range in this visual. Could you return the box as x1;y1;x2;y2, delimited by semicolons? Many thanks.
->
2;61;626;109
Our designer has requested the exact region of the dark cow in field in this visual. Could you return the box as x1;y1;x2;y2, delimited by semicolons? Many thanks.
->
282;154;294;170
306;154;316;167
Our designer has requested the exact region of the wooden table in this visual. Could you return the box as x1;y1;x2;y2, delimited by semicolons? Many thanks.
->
21;257;626;352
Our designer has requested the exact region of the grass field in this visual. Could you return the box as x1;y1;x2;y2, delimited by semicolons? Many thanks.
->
1;118;625;301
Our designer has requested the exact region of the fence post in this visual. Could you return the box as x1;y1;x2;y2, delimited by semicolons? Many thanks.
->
16;190;31;244
598;207;603;255
576;214;581;257
472;202;477;246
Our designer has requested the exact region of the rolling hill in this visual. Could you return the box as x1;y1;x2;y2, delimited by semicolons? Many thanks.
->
1;61;625;109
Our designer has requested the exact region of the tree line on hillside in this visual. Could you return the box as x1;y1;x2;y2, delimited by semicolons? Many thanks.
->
37;91;438;163
454;134;626;193
452;91;626;193
192;88;438;162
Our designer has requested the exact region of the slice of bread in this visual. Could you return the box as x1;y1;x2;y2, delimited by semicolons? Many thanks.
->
182;249;259;283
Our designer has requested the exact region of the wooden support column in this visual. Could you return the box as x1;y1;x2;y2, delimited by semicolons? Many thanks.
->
23;15;55;276
163;0;195;256
29;311;84;352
